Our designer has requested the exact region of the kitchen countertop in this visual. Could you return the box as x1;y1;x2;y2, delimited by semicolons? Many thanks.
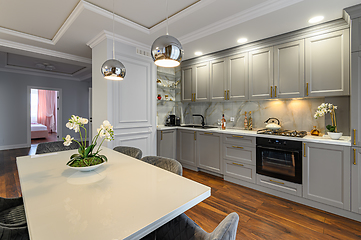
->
157;125;351;146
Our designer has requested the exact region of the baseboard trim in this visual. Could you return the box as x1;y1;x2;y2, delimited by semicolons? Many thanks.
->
0;143;30;151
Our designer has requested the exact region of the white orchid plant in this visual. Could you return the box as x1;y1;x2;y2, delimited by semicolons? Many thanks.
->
63;115;114;167
314;103;338;132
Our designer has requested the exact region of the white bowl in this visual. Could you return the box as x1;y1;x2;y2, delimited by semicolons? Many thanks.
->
327;132;343;140
67;162;105;172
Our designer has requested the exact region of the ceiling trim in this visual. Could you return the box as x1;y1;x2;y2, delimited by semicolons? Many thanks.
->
0;38;91;64
87;30;150;52
0;26;54;45
179;0;304;44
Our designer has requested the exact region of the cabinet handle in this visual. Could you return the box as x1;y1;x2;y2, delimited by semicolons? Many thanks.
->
275;86;277;98
354;149;357;165
232;162;244;166
232;146;243;149
194;131;196;141
161;131;163;140
224;90;227;100
354;129;356;145
270;86;273;98
303;143;306;157
306;83;309;96
270;179;284;185
227;90;230;100
204;132;213;135
232;135;243;138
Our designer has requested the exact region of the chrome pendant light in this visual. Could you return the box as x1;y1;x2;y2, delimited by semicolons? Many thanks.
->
101;0;126;80
151;0;183;68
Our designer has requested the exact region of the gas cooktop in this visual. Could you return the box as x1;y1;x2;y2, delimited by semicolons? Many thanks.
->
257;129;308;138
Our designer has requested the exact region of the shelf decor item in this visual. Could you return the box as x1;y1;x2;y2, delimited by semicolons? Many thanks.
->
64;115;114;171
314;103;342;139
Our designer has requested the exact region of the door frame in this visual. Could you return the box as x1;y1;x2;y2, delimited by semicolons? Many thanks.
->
27;86;62;146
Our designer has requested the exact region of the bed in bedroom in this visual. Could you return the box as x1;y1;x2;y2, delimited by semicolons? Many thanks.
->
31;123;48;139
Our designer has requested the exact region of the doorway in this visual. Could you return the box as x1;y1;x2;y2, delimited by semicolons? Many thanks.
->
28;87;61;145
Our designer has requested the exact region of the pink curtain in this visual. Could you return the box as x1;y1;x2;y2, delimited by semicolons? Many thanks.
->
37;90;57;132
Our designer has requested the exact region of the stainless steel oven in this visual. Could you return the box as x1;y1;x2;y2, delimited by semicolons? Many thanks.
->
256;137;302;184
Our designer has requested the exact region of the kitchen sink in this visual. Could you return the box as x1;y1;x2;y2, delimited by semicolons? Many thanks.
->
180;125;218;129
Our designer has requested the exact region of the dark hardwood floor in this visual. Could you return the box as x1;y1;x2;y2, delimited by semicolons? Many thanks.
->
1;147;361;239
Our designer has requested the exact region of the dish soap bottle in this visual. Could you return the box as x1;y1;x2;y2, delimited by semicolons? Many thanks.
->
221;114;226;130
244;111;248;130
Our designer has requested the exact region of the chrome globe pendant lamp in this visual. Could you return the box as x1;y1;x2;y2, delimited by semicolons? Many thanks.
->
151;0;183;68
101;0;126;80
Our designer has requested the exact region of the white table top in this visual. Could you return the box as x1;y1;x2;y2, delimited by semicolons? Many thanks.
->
16;148;210;240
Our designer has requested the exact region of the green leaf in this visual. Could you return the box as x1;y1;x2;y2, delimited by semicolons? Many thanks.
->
326;125;336;132
66;159;76;166
70;154;81;159
99;155;108;162
84;144;95;157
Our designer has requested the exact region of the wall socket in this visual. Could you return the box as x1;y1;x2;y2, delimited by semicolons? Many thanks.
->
230;117;234;122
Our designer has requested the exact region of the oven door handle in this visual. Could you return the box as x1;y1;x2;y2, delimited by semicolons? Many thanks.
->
257;146;301;153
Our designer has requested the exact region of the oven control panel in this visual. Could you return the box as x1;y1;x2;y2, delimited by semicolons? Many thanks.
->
257;137;302;150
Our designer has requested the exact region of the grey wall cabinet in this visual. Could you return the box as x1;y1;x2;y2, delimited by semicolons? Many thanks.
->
181;66;193;102
182;62;210;102
177;129;197;168
351;147;361;213
249;47;274;100
273;40;305;98
210;58;227;101
350;17;361;53
351;51;361;147
157;129;176;159
196;131;223;174
305;29;350;97
227;53;249;100
303;142;350;210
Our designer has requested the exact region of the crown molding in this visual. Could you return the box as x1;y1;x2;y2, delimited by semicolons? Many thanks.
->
0;27;54;45
86;30;150;52
179;0;304;44
0;38;91;64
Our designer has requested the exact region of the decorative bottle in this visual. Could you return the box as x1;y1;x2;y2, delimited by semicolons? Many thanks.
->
244;111;248;130
248;111;253;130
310;126;320;136
221;114;226;130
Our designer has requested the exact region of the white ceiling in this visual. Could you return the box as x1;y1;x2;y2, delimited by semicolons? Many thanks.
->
0;0;360;70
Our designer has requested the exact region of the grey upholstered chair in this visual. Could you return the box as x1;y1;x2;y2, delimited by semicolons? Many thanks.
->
142;212;239;240
113;146;143;160
141;156;183;176
0;197;29;240
35;141;80;154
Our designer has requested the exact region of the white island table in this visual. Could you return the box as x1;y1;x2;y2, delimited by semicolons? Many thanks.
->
16;147;210;240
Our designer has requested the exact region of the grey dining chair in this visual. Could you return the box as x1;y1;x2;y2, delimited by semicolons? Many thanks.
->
35;141;80;154
142;212;239;240
113;146;143;160
141;156;183;176
0;197;29;240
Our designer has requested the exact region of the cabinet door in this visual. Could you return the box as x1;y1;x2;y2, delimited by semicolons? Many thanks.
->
210;58;227;101
181;66;193;102
305;29;349;97
197;132;222;174
157;130;176;159
303;142;350;210
227;53;249;100
351;17;361;53
351;147;361;213
178;130;197;167
274;40;304;98
351;52;361;147
249;47;273;99
194;62;210;102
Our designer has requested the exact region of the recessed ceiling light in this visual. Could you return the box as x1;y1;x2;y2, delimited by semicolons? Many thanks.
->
195;52;203;56
308;16;324;24
237;38;248;44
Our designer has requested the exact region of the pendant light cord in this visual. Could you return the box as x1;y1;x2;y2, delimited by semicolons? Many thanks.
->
112;0;115;59
166;0;169;35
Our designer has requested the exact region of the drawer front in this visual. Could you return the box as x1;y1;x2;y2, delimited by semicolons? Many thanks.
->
223;144;256;165
224;160;256;183
256;174;302;197
223;134;255;147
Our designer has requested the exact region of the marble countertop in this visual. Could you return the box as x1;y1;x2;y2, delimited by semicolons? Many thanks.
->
157;125;351;146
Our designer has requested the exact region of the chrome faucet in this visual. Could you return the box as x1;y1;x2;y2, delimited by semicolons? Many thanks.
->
192;114;205;127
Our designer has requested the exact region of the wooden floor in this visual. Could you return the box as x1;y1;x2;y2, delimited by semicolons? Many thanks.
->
1;147;361;239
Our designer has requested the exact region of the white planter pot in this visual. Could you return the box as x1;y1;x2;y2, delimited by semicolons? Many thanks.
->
327;132;343;140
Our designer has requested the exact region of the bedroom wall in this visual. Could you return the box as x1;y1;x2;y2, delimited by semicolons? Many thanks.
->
0;70;91;150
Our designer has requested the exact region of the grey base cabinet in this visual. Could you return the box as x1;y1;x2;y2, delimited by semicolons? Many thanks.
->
351;147;361;213
177;129;197;167
197;131;222;174
157;129;176;159
303;142;350;210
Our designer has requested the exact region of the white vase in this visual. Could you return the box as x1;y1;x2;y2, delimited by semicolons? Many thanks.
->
327;132;343;140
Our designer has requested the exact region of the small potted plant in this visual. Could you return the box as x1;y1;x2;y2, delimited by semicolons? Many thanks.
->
314;103;342;140
63;115;114;171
